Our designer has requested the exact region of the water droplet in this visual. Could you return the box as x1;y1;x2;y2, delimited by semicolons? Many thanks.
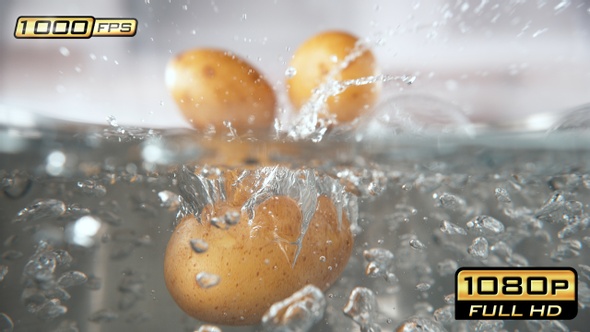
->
343;287;380;332
0;313;14;332
285;66;297;78
409;239;427;251
59;47;70;57
261;285;326;332
88;309;119;323
196;272;220;288
106;115;119;127
554;0;570;13
190;239;209;253
58;271;88;288
13;199;66;223
468;237;489;259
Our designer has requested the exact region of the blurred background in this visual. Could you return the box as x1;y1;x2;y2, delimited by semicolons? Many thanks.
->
1;0;589;128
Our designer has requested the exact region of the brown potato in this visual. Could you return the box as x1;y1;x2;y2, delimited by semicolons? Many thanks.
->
164;183;353;325
287;31;380;123
166;49;277;134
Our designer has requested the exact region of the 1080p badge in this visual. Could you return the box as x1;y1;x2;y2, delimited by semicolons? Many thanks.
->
455;267;577;320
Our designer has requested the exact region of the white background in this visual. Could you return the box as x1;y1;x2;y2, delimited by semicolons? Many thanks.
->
1;0;589;128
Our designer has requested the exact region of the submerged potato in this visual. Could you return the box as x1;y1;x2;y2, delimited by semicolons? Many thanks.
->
164;188;353;325
166;49;276;134
287;31;380;123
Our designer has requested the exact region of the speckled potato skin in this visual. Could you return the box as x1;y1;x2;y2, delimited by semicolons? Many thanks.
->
287;31;380;123
166;49;276;134
164;194;353;325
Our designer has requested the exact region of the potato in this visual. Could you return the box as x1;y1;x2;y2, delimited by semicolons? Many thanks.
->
163;175;353;325
287;31;380;123
166;49;277;134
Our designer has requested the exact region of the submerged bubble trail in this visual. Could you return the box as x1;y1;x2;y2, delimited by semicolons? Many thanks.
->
261;285;326;332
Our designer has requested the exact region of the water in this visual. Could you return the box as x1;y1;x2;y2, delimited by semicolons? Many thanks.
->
2;107;590;332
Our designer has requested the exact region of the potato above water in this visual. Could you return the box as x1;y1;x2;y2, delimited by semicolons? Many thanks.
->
164;173;354;325
165;49;276;134
287;31;381;123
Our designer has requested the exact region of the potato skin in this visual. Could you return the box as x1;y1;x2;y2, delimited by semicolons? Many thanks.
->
287;31;380;123
164;195;353;325
166;49;276;134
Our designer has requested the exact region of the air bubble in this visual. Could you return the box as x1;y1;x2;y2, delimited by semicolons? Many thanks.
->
436;192;466;211
396;316;445;332
285;67;297;78
196;272;220;288
466;215;505;236
437;259;458;276
409;239;426;251
363;248;395;281
196;325;222;332
190;239;209;253
0;313;14;332
36;299;68;321
261;285;326;332
440;220;467;235
433;305;454;323
343;287;380;332
88;309;119;323
13;199;66;223
416;283;431;291
58;271;88;288
51;320;79;332
494;188;511;202
0;265;7;283
468;237;489;259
